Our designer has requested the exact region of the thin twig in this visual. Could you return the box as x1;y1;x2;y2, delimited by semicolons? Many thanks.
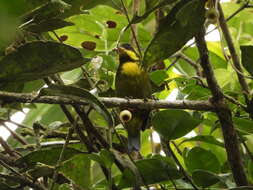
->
2;123;28;145
49;126;74;190
163;140;199;190
238;134;253;162
223;94;247;111
182;1;250;50
46;73;120;190
173;52;202;76
0;137;19;158
119;0;142;58
218;3;249;101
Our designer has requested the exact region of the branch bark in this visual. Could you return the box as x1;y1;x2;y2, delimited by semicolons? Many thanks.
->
0;91;215;111
195;25;248;186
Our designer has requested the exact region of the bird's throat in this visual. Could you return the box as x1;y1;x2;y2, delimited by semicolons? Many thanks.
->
120;62;142;76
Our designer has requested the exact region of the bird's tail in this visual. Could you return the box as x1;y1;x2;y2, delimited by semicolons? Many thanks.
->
127;130;140;152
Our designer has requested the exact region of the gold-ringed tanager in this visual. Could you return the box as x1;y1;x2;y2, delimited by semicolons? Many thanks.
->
115;43;152;152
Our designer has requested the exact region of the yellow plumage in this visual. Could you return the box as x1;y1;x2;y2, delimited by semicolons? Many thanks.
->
121;62;142;76
115;43;152;152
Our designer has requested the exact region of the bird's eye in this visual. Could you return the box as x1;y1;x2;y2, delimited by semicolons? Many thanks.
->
120;110;132;122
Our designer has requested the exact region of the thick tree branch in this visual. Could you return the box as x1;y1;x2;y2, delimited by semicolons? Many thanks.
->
195;26;248;186
0;91;215;111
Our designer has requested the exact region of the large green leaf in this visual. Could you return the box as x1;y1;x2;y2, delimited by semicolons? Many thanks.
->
152;110;202;140
192;169;225;188
233;117;253;134
0;1;25;50
118;157;182;188
40;85;114;127
175;46;227;77
0;41;88;83
241;46;253;76
22;104;66;126
23;152;91;189
15;147;84;165
27;165;70;184
214;68;239;91
53;5;129;51
143;0;205;67
88;149;114;169
22;0;123;20
23;18;74;33
23;0;71;23
149;70;168;86
180;135;224;148
184;147;221;173
60;154;91;189
230;187;253;190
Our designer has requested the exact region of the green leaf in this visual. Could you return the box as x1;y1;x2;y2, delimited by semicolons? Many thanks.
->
152;110;202;140
22;104;67;126
180;135;224;148
87;149;114;168
40;85;114;127
27;165;70;184
214;68;239;91
130;0;176;25
248;160;253;182
192;169;225;188
15;147;84;165
88;153;103;165
241;46;253;76
22;80;44;93
59;184;72;190
149;70;168;86
23;0;71;22
23;18;74;33
118;157;182;188
184;147;221;173
233;117;253;134
0;182;16;190
0;41;88;83
143;0;205;67
54;5;129;51
60;154;91;189
100;149;114;168
229;187;253;190
0;82;24;92
0;1;25;50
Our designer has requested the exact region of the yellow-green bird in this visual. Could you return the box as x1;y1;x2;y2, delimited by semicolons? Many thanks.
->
115;43;152;152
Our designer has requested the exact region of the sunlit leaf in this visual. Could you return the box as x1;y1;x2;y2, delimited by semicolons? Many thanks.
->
184;147;221;173
180;135;224;148
152;110;202;140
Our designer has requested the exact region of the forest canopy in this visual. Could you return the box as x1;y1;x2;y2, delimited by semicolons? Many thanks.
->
0;0;253;190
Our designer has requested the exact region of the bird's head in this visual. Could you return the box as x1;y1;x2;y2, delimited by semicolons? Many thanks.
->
117;43;139;63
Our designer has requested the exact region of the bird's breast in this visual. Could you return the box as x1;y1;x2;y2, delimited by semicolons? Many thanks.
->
120;62;142;77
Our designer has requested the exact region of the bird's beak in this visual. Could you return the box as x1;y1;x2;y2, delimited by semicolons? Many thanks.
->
117;47;126;55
